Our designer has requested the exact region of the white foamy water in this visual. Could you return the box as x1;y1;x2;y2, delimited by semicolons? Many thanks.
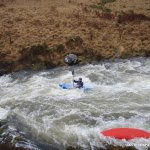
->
0;58;150;150
0;107;9;120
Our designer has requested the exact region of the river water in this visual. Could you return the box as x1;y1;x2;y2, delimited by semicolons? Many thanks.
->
0;57;150;150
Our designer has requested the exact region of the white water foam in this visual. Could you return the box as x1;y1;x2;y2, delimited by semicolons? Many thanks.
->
0;58;150;149
0;107;9;120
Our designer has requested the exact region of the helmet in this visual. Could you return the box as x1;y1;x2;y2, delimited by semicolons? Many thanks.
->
79;78;82;81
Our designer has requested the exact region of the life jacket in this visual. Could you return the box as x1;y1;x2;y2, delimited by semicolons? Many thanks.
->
74;80;83;88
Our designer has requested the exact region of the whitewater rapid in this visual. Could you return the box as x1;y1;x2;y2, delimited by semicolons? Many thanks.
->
0;57;150;150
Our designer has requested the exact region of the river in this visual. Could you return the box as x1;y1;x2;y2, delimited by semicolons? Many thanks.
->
0;57;150;150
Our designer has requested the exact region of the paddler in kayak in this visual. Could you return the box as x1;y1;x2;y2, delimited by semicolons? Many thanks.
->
73;78;83;88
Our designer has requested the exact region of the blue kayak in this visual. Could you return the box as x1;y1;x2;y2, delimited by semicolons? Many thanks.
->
59;83;92;91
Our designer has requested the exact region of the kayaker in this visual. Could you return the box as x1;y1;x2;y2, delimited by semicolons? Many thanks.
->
73;78;83;88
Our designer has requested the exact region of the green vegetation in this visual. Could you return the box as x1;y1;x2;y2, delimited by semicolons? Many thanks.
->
100;0;116;5
0;128;4;134
90;0;116;12
14;136;23;142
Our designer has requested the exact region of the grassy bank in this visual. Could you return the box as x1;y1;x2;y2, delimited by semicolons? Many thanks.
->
0;0;150;75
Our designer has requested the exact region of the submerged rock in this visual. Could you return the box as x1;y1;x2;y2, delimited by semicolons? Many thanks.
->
0;120;40;150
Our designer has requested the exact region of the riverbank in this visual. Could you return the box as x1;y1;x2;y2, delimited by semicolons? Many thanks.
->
0;0;150;75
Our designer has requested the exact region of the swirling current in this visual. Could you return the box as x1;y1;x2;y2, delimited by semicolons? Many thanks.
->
0;57;150;150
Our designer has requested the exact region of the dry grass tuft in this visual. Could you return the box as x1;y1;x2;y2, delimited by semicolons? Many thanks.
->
117;11;150;23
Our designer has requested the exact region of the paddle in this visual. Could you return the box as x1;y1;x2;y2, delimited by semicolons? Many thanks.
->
72;69;74;87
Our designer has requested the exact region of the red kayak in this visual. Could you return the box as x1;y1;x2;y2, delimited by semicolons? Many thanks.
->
101;128;150;140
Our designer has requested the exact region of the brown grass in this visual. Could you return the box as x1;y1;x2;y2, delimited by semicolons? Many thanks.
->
0;0;150;73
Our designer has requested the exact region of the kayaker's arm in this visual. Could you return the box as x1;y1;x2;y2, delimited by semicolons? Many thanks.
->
74;80;78;83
